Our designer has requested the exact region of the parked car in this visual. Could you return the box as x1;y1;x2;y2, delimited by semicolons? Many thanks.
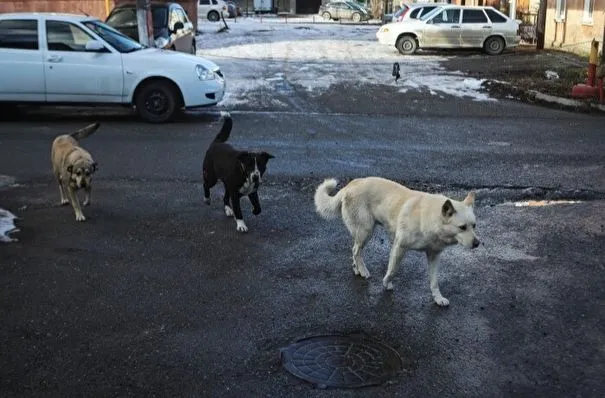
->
106;1;196;54
227;1;242;18
394;2;447;23
376;5;521;55
0;13;226;123
198;0;230;22
319;1;371;22
382;4;409;24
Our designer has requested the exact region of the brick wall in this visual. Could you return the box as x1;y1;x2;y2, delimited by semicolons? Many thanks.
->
546;0;605;56
0;0;111;18
0;1;199;29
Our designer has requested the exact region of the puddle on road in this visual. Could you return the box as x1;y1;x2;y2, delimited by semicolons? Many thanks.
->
0;208;19;243
506;200;583;207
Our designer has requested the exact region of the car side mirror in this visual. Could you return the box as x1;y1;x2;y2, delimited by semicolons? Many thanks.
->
173;21;184;32
85;40;106;52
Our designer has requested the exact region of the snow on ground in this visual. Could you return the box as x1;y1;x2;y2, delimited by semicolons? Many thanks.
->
0;208;19;243
196;17;494;107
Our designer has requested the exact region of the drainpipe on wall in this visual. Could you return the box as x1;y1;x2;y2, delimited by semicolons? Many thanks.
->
535;0;546;49
559;2;567;47
509;0;516;20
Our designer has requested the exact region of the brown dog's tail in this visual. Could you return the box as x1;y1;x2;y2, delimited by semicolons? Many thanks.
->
71;122;100;141
212;114;232;143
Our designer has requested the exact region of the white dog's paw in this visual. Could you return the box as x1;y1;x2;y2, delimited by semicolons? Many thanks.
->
83;199;91;206
359;267;371;279
224;206;234;217
382;278;394;291
60;199;69;206
235;219;248;232
75;213;86;222
433;296;450;307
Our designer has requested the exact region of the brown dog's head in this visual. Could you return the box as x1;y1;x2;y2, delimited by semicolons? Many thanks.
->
67;162;97;189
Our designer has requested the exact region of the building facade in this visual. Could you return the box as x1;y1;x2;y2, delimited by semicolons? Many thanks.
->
545;0;604;55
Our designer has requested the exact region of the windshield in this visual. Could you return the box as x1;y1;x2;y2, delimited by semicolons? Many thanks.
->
106;6;168;29
419;6;444;20
83;20;144;53
347;2;367;12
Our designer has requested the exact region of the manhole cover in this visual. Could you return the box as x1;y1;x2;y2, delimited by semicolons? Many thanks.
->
280;335;402;388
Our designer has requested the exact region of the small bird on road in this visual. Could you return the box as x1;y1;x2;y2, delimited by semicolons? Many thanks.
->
392;62;401;83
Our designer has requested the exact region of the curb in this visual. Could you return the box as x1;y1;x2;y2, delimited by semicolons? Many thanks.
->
483;80;605;113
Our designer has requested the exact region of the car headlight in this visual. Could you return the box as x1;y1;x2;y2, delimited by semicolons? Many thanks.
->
155;37;169;48
381;27;389;33
196;64;215;81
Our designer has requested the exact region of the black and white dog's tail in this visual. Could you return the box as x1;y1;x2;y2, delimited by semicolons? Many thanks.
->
213;112;233;143
71;122;100;141
314;178;344;220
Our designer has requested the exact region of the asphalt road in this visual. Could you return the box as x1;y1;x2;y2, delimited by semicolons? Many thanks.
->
1;84;604;397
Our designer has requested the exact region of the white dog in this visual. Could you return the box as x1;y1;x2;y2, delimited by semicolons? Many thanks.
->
314;177;480;307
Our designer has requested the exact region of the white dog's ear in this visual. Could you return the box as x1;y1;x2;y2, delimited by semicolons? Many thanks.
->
442;199;456;218
463;191;475;206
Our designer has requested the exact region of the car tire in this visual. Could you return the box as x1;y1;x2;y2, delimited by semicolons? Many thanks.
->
208;10;220;22
351;12;361;22
135;80;181;124
396;35;418;55
484;36;505;56
322;12;331;21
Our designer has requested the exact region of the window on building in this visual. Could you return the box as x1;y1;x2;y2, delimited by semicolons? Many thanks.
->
555;0;566;21
583;0;594;23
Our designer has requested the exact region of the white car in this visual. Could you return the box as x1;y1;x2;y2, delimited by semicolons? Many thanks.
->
198;0;230;22
377;5;520;56
0;13;225;123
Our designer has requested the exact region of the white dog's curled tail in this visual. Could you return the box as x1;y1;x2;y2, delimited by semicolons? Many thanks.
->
314;178;343;220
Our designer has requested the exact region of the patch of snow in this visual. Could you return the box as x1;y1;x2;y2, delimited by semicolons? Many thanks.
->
544;70;559;80
0;208;19;243
197;18;494;106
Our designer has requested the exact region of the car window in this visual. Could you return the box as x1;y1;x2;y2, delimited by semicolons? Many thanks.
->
409;8;421;18
106;7;167;30
462;9;488;23
199;0;210;5
211;0;218;4
420;6;443;21
46;21;95;52
83;20;143;53
485;8;507;23
0;19;39;50
431;9;460;24
419;6;437;17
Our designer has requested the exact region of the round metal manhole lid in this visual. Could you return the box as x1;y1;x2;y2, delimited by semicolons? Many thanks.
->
280;335;402;389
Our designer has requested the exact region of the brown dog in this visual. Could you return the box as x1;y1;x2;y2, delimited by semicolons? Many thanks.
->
51;123;100;221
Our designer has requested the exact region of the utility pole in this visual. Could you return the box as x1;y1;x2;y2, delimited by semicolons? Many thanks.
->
535;0;547;50
136;0;154;47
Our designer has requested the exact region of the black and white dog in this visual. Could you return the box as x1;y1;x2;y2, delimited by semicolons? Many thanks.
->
202;114;274;232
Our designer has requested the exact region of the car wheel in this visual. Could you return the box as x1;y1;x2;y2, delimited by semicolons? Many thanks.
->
351;12;361;22
322;12;331;21
208;10;220;22
135;80;181;123
396;35;418;55
484;36;505;55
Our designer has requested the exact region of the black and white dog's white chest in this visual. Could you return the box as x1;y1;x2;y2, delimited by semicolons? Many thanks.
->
238;179;258;195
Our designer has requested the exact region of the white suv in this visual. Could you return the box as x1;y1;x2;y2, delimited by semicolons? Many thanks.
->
198;0;230;22
0;13;226;123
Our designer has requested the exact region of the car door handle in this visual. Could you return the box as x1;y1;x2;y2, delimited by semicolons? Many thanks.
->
47;55;63;63
482;25;492;29
451;26;460;29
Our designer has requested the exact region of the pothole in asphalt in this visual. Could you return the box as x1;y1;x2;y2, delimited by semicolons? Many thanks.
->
280;335;402;389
